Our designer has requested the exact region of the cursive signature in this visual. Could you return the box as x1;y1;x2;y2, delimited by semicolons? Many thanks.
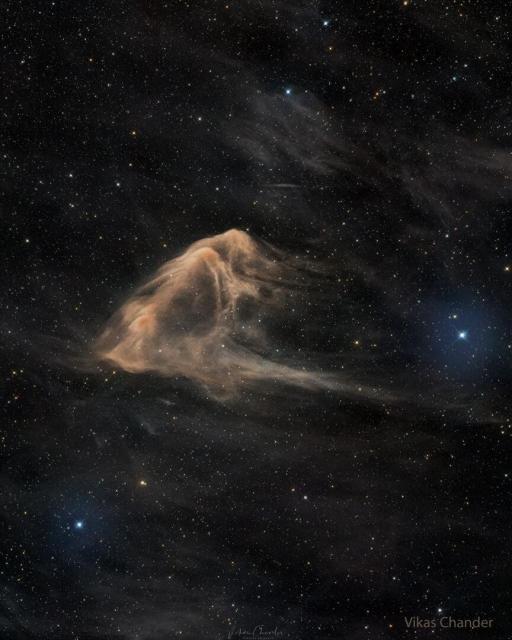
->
228;624;284;639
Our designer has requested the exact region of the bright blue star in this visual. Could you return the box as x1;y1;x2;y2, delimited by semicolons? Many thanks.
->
74;520;84;530
285;87;292;95
458;331;467;340
322;19;330;26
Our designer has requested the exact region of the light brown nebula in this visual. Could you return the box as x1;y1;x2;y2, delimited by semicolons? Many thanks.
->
94;229;341;398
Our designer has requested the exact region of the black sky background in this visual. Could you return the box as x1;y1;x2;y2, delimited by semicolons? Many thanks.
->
2;1;512;639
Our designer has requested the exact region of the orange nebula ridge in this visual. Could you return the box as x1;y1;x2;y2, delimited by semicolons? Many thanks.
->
94;229;335;397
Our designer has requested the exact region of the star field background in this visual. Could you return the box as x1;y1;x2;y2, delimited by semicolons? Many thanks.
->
2;1;512;638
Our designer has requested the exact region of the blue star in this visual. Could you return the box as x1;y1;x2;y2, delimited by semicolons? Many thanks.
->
322;19;330;26
74;520;84;530
285;87;292;95
458;331;467;340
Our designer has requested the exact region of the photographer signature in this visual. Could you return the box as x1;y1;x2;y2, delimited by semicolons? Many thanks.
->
227;624;285;639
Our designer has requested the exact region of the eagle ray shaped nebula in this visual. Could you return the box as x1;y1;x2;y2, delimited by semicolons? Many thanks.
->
94;229;340;398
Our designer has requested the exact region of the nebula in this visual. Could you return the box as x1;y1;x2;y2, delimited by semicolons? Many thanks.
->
94;229;337;398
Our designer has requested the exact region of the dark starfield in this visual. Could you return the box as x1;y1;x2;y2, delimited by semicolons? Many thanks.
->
2;1;512;639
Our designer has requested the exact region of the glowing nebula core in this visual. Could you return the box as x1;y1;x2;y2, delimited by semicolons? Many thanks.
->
94;229;332;397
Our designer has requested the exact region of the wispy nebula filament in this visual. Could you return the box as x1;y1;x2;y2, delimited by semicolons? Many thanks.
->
94;229;337;398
